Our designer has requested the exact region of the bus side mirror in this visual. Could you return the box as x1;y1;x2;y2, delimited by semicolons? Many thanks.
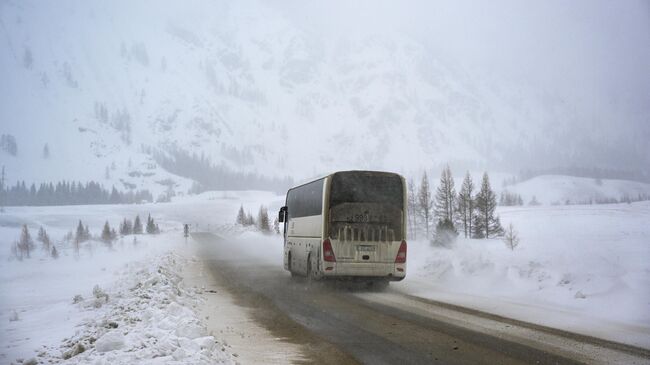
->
278;206;287;223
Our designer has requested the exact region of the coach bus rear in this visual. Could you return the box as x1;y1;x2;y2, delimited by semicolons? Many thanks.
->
279;170;407;284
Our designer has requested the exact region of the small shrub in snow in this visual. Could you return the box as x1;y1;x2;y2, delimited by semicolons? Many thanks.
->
72;294;84;304
9;310;19;321
574;290;587;299
51;245;59;259
432;218;457;247
528;195;541;206
93;285;109;304
503;223;520;251
62;342;85;359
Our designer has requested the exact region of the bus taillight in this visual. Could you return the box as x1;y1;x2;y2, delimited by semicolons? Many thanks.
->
323;239;336;262
395;240;407;263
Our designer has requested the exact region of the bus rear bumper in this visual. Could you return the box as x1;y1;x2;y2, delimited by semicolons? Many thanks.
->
321;262;406;281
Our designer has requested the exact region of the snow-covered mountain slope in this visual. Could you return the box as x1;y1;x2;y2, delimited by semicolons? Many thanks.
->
501;175;650;205
1;1;647;190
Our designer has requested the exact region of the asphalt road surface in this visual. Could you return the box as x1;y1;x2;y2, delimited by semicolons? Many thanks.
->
192;232;650;365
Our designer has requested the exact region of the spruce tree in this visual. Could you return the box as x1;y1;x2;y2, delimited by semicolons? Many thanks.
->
236;205;246;225
75;220;85;243
257;206;270;233
37;226;46;242
245;212;255;226
101;221;112;242
407;178;418;240
38;226;51;251
434;165;456;225
474;172;503;238
120;218;133;235
273;217;280;234
19;224;34;258
133;215;143;234
417;172;433;238
456;172;475;238
146;214;156;234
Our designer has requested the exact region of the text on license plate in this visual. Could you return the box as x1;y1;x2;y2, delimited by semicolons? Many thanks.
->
357;245;375;252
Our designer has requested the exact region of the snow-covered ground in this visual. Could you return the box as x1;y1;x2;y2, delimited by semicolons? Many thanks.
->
182;190;650;348
0;203;238;364
501;175;650;205
404;201;650;348
186;190;650;348
2;190;649;364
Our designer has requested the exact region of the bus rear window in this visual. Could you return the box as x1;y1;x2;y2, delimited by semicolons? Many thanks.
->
328;172;404;241
329;172;403;209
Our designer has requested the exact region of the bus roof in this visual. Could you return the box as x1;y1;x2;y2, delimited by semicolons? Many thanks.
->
286;170;402;193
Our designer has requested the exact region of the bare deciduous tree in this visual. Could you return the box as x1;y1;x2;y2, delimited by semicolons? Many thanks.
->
503;223;520;251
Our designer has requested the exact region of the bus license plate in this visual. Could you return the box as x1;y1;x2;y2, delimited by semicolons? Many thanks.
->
357;245;375;252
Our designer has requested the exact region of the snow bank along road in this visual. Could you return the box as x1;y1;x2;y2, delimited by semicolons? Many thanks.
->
192;232;650;365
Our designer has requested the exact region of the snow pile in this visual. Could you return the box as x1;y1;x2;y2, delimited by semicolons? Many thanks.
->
405;201;650;346
44;253;234;364
0;195;287;364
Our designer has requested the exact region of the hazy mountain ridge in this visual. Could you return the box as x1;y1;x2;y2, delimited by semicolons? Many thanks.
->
1;0;647;192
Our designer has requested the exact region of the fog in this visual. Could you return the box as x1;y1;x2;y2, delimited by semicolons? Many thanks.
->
274;0;650;143
0;0;648;188
2;3;650;362
276;0;650;98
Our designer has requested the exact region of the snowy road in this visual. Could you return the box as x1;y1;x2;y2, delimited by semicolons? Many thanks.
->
192;232;650;365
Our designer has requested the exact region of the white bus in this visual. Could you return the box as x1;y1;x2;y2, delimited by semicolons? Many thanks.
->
278;170;407;284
